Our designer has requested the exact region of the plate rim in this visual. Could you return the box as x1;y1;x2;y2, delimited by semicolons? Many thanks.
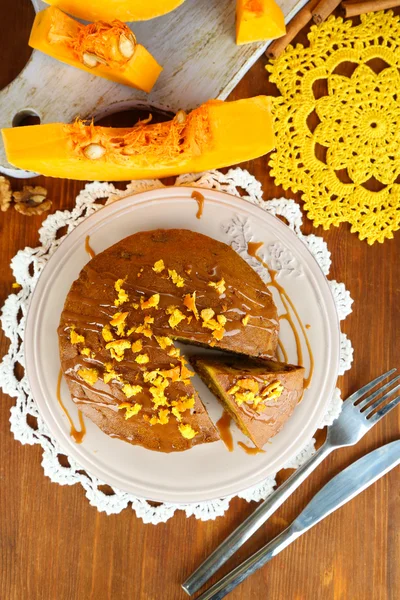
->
25;186;340;503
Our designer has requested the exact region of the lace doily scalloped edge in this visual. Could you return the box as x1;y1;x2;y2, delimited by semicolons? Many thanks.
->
0;168;354;523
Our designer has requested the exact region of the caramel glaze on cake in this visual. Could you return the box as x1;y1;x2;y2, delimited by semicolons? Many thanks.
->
191;356;305;449
58;229;279;452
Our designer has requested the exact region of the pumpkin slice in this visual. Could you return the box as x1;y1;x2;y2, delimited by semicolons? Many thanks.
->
44;0;185;22
29;7;162;93
236;0;286;45
191;355;305;448
2;96;276;181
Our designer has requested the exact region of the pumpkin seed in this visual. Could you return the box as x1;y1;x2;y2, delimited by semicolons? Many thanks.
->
82;52;99;68
83;144;106;160
175;110;187;124
119;33;136;59
82;52;108;68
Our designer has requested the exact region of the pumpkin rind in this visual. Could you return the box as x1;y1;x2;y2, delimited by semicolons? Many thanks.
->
44;0;186;22
2;97;276;181
29;7;162;93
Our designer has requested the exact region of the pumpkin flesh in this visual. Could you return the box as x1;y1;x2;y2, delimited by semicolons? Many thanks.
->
29;7;162;93
44;0;186;22
236;0;286;45
2;97;276;181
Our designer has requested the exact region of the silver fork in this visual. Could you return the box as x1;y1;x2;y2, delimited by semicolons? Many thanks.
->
183;369;400;596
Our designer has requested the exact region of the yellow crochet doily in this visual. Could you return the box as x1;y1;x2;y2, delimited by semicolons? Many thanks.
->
267;11;400;244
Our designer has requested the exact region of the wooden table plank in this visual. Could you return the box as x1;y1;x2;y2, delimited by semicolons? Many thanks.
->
0;3;399;600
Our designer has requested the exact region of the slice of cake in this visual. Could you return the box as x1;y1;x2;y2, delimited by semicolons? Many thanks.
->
58;228;279;452
191;356;305;448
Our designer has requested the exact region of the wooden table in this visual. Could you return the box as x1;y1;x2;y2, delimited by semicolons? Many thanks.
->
1;3;399;599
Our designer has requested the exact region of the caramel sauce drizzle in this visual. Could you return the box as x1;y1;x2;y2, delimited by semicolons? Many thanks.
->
277;339;289;363
191;190;205;219
85;235;96;259
216;410;233;452
57;368;86;444
247;241;314;389
237;441;265;455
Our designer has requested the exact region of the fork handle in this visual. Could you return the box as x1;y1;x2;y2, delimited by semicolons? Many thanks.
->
182;441;334;596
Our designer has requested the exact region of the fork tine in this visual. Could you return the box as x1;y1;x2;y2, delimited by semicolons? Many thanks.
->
343;369;397;407
369;395;400;424
357;376;400;410
363;385;400;419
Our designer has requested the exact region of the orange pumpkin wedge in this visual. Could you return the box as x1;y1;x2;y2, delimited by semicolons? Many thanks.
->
2;97;276;181
43;0;186;22
236;0;286;45
29;7;162;93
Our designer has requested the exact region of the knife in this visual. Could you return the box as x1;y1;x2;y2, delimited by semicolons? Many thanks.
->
195;440;400;600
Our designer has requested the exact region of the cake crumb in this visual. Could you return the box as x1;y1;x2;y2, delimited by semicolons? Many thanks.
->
77;368;98;386
168;347;180;358
179;423;198;439
201;310;226;340
237;378;259;393
159;366;181;382
168;269;185;288
105;339;131;361
167;307;186;329
103;363;121;384
135;353;149;364
122;383;143;398
208;278;226;295
183;292;199;320
131;339;143;353
110;311;128;336
135;316;154;338
155;335;173;350
70;326;85;345
180;357;194;380
118;402;142;419
150;408;170;425
140;293;160;310
152;259;165;273
114;278;129;307
228;378;284;413
242;314;250;326
102;324;114;342
80;347;95;358
261;381;284;400
201;308;215;323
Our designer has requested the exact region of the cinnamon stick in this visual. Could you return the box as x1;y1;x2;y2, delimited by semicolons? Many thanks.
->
312;0;342;23
266;0;320;59
341;0;400;17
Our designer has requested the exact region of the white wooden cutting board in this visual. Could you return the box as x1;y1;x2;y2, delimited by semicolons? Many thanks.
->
0;0;307;177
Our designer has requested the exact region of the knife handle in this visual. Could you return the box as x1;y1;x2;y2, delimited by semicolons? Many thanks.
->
197;525;303;600
182;441;333;596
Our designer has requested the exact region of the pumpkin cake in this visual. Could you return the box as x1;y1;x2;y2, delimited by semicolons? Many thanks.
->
58;228;279;452
191;356;305;448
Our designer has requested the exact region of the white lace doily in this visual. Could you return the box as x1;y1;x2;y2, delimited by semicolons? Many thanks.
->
0;168;353;524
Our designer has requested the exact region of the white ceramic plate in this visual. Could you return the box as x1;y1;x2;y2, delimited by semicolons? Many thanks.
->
25;187;340;503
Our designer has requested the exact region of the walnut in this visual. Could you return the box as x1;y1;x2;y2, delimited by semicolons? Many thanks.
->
14;200;52;216
0;176;12;212
13;186;51;216
13;185;47;206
